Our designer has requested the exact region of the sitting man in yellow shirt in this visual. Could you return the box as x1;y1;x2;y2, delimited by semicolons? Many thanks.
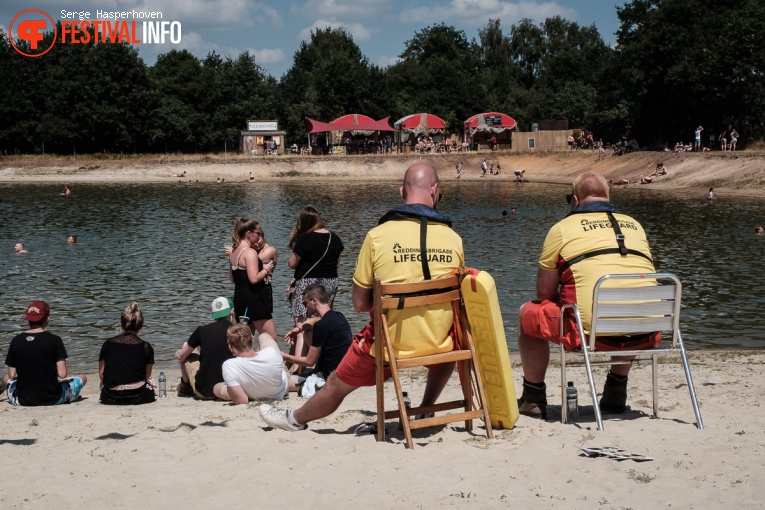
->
259;162;463;431
517;172;658;419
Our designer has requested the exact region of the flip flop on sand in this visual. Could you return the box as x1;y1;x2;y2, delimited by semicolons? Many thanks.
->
579;446;653;462
354;422;378;436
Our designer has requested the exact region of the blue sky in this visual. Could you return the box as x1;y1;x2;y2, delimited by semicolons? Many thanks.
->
2;1;624;77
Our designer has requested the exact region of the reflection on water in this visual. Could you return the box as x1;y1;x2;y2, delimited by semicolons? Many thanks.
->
1;180;764;371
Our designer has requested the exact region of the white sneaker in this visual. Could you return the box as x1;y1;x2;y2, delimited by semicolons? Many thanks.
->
258;404;306;431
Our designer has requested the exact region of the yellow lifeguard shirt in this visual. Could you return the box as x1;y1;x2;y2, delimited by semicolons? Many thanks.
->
539;209;656;334
353;217;464;358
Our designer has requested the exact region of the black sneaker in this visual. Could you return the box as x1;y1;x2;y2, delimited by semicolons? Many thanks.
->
599;373;628;414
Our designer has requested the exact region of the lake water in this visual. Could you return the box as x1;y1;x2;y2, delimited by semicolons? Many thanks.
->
2;179;764;371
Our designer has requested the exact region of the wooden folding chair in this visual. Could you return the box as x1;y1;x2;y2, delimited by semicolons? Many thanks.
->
560;273;703;431
373;274;493;449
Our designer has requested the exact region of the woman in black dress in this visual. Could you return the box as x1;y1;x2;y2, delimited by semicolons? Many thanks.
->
286;207;344;364
229;217;276;337
98;302;156;405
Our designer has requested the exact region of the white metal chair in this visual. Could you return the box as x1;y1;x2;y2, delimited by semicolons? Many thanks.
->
560;273;703;431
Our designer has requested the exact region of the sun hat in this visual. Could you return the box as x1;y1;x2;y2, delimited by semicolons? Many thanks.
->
211;297;233;320
24;300;50;321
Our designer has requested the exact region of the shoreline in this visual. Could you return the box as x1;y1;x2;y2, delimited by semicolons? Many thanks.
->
2;150;765;197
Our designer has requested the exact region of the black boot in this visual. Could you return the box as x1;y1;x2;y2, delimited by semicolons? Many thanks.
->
518;378;547;419
599;372;628;414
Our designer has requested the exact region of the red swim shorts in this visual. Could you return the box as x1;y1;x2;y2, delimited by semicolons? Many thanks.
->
520;299;660;351
335;321;455;387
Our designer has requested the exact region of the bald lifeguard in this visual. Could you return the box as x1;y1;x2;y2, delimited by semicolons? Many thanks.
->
400;162;441;208
571;171;610;207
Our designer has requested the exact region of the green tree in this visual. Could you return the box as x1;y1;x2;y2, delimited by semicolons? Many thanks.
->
0;30;42;153
206;52;279;151
615;0;765;144
149;49;208;152
508;17;612;133
386;24;484;132
478;19;533;130
279;28;378;142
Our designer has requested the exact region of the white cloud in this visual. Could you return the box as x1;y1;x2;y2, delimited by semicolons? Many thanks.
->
298;19;376;41
292;0;389;20
399;0;577;27
254;6;285;28
249;47;286;65
376;55;401;68
134;31;284;68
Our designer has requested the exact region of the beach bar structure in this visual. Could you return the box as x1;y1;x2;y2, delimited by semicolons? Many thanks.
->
306;115;396;155
510;120;570;153
464;112;517;150
240;120;287;155
394;113;447;153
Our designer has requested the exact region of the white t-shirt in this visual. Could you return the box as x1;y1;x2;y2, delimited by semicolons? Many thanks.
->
222;346;287;400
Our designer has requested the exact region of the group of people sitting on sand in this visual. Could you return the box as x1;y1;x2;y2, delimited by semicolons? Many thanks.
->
2;283;352;407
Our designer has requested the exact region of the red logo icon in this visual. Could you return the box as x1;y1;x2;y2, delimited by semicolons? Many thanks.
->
9;9;57;57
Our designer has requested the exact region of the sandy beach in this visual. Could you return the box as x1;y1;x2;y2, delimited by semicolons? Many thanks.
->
2;151;764;509
2;149;765;197
0;350;760;509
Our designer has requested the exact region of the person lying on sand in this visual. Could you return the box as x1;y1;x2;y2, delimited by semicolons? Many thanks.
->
650;163;667;177
171;171;186;178
608;179;630;187
639;175;654;184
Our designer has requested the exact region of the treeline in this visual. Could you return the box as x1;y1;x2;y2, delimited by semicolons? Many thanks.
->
1;0;763;155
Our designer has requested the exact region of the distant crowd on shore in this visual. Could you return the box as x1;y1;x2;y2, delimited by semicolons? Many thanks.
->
672;125;740;154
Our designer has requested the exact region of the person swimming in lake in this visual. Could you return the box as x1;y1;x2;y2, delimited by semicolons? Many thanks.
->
67;236;76;244
60;186;71;196
15;242;27;254
755;226;764;235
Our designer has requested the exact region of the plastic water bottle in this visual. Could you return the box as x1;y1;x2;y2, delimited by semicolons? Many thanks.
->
158;372;167;398
566;381;579;422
